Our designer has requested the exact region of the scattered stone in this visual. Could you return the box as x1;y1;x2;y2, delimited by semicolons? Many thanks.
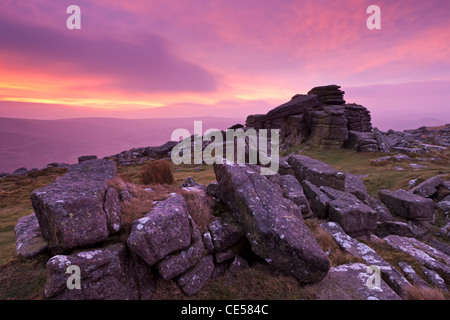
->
227;256;249;276
77;155;97;163
315;263;401;300
371;156;392;165
408;179;418;187
14;212;48;258
410;176;443;198
215;249;235;264
378;189;434;221
398;262;429;288
392;154;412;161
213;163;330;283
31;159;118;250
45;244;139;300
366;195;393;222
127;194;192;266
409;163;428;169
394;166;405;171
321;222;411;297
177;255;214;296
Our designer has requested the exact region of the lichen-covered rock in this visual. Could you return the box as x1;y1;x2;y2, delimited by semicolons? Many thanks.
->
213;163;330;283
320;187;377;237
375;221;415;238
378;189;434;221
279;175;313;218
288;155;345;190
344;172;369;202
177;255;214;296
321;222;411;297
384;235;450;284
422;267;449;293
207;217;243;252
398;262;429;289
301;180;330;219
104;188;122;234
31;159;118;250
315;263;401;300
15;212;48;258
127;194;192;266
45;244;139;300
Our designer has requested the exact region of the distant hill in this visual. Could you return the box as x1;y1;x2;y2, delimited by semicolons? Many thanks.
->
0;117;243;173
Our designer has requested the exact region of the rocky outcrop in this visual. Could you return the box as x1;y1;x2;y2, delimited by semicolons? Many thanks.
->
14;212;48;258
279;175;313;218
30;159;119;250
307;85;346;105
212;162;330;283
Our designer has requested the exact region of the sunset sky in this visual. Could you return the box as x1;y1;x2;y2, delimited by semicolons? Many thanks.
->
0;0;449;128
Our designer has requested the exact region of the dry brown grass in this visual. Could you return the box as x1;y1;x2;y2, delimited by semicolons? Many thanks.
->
180;190;213;232
405;285;448;300
141;160;174;185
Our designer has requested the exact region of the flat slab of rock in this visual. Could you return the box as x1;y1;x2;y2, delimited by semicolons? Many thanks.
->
315;263;401;300
384;235;450;284
321;222;411;297
127;194;192;266
288;155;345;190
213;163;330;283
31;159;119;250
15;212;48;258
45;244;139;300
378;189;434;221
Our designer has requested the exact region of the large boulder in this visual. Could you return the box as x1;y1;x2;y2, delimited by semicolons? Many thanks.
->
30;159;119;250
320;187;377;237
288;155;345;190
207;217;244;252
213;163;330;283
378;189;434;221
45;244;139;300
127;194;192;266
15;212;48;258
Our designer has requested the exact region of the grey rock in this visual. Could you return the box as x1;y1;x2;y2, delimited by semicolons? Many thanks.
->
315;263;401;300
119;190;133;202
31;159;118;250
378;189;434;221
410;176;444;198
13;167;28;175
104;188;122;234
344;172;369;202
202;231;215;254
422;267;449;292
321;222;411;298
280;175;313;218
301;180;331;219
207;217;243;252
177;255;214;296
227;256;249;276
127;194;192;266
77;155;97;163
14;212;48;258
215;249;235;264
288;155;345;190
213;163;330;283
366;195;393;222
398;262;429;288
375;221;415;238
45;244;139;300
131;253;157;300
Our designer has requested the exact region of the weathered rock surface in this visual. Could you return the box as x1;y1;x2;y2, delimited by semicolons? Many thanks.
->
301;180;330;219
321;222;411;297
288;155;345;190
410;176;444;198
127;194;192;266
320;187;377;237
31;159;119;250
104;188;122;234
344;131;379;152
177;255;214;296
308;85;346;105
375;221;415;238
213;163;330;283
378;189;434;221
422;267;449;292
15;212;48;258
398;262;429;288
384;235;450;284
45;244;139;300
207;217;243;253
315;263;401;300
279;174;313;218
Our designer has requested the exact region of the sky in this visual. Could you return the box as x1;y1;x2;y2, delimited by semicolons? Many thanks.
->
0;0;449;129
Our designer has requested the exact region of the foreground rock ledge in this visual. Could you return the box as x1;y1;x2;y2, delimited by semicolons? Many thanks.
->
30;159;119;250
212;162;330;283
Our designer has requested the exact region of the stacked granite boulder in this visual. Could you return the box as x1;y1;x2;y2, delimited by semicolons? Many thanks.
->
245;85;378;151
307;85;346;105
